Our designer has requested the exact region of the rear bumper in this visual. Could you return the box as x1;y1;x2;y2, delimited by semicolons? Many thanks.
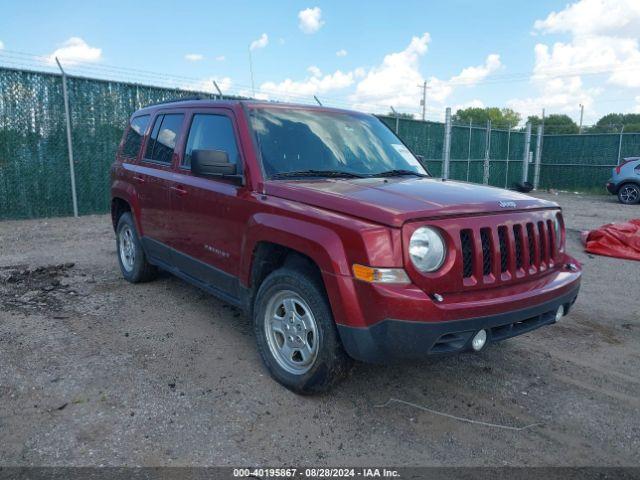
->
606;180;618;194
338;283;580;363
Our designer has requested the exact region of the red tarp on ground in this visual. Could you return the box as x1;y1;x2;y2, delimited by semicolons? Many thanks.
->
581;219;640;261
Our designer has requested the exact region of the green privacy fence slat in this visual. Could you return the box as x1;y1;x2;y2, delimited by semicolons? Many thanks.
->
0;67;218;220
2;68;640;220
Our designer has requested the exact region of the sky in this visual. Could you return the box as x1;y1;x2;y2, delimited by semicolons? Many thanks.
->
1;0;640;124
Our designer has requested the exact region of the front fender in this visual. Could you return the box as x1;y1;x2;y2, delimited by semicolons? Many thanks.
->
240;212;366;327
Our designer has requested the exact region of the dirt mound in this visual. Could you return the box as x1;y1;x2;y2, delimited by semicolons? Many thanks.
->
0;263;76;312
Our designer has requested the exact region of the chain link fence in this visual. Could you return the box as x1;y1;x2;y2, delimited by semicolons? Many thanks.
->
0;67;219;220
2;66;639;220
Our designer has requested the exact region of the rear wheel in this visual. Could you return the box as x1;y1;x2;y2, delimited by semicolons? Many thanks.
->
618;183;640;204
253;266;352;394
116;212;157;283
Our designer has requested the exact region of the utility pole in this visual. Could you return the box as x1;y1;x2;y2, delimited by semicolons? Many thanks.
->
419;81;428;121
579;104;584;134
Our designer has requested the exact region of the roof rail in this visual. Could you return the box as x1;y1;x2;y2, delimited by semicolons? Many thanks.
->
144;95;216;107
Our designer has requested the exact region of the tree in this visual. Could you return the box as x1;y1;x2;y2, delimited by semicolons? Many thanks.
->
453;107;521;129
387;111;414;119
527;114;579;134
590;113;640;133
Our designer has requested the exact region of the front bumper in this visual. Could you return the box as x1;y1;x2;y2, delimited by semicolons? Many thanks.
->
338;284;580;363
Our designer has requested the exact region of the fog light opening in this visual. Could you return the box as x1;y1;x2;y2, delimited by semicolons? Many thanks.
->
554;305;565;323
471;329;487;351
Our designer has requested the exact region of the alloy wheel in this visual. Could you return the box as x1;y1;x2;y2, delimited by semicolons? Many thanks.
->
264;290;319;375
119;225;136;272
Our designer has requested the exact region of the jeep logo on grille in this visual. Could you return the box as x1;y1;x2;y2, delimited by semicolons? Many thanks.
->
499;201;517;208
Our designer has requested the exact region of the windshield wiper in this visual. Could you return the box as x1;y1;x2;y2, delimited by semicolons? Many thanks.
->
368;169;429;178
271;169;365;179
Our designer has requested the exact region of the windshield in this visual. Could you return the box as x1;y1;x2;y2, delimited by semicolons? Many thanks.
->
249;107;428;179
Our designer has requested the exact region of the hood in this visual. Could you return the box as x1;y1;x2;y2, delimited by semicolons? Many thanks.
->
265;177;558;227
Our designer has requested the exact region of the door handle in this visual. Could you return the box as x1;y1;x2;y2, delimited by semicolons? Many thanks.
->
171;185;188;196
132;175;145;184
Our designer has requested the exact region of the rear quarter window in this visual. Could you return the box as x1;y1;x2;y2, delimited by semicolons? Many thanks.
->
120;115;150;160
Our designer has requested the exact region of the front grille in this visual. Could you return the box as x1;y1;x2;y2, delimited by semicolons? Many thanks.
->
513;224;524;269
498;226;508;273
460;229;474;278
547;219;554;253
454;214;558;287
526;223;536;265
538;221;547;262
480;228;492;276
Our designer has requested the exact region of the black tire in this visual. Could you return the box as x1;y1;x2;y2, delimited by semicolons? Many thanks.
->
617;183;640;204
253;265;352;394
115;212;158;283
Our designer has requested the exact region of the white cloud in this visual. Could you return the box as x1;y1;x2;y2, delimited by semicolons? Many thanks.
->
250;33;269;51
215;55;226;61
449;54;502;86
349;33;501;113
533;0;640;37
0;41;4;50
307;65;322;77
259;69;354;100
336;49;348;57
509;0;640;121
350;33;431;112
181;76;233;94
298;7;324;34
47;37;101;65
185;53;204;62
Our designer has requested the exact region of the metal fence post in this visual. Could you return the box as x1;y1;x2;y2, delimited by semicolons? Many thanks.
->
504;124;511;188
482;120;491;184
617;125;625;164
522;123;532;183
466;119;472;181
55;57;79;218
389;106;400;133
533;124;544;190
442;107;452;179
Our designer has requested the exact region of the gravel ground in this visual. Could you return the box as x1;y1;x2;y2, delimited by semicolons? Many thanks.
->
0;192;639;467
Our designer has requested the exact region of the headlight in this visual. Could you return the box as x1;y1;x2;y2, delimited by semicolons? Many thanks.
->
409;227;446;272
554;215;563;251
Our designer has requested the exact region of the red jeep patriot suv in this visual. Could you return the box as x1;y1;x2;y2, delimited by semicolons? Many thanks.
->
111;100;581;394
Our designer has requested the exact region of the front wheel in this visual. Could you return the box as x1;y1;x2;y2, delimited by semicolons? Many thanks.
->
253;266;352;394
618;183;640;204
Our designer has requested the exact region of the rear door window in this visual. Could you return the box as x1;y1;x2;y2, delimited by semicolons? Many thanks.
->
183;114;240;169
120;115;150;159
145;113;185;163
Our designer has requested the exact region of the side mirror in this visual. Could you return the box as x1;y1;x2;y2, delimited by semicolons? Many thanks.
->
191;149;237;177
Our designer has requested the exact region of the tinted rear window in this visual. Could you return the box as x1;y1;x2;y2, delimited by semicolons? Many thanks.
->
120;115;149;159
145;113;184;163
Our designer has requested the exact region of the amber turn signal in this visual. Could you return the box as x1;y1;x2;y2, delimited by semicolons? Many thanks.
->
352;264;411;284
